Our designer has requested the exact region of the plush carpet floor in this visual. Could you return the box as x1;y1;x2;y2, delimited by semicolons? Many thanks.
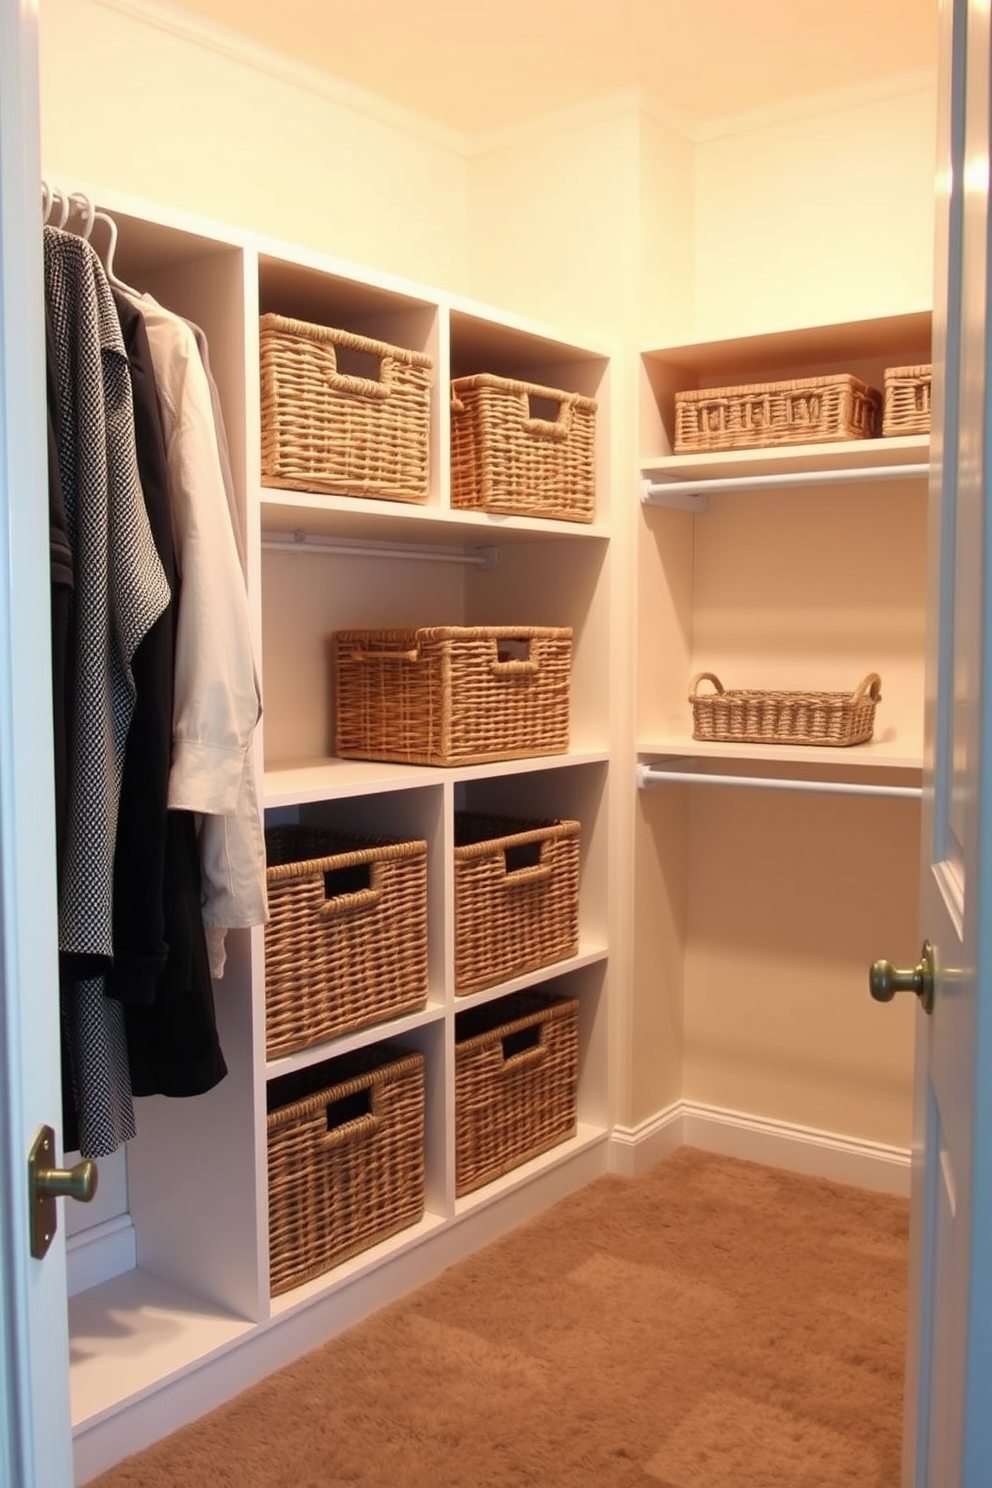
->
86;1148;910;1487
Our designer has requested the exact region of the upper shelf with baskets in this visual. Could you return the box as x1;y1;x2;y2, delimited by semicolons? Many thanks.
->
255;253;612;541
640;310;932;465
637;310;932;786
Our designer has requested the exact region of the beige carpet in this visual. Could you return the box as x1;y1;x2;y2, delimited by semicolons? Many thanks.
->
87;1148;909;1487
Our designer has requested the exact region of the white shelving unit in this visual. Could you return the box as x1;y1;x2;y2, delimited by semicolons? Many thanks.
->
64;189;617;1482
631;312;929;1185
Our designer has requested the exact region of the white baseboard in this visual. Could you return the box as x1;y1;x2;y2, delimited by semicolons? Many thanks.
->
609;1102;683;1177
609;1100;911;1196
67;1214;137;1297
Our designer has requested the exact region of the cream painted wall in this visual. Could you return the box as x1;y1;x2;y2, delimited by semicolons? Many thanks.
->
683;790;918;1147
467;104;644;341
639;110;695;347
38;0;471;291
694;85;938;340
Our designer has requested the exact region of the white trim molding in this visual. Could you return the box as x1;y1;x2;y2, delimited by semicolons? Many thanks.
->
66;1216;137;1298
610;1100;911;1197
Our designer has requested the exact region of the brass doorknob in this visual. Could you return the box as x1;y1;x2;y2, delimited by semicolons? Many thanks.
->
869;940;934;1015
28;1125;98;1259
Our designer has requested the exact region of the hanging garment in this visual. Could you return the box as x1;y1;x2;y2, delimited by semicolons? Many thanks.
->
108;289;227;1096
44;225;171;1155
123;290;267;975
185;315;247;578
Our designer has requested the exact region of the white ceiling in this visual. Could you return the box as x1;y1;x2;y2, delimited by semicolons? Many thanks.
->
160;0;939;136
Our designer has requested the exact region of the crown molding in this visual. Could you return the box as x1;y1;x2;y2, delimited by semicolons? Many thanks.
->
693;65;938;143
85;0;472;157
82;2;937;158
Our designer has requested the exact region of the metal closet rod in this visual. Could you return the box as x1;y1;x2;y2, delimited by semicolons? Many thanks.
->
261;531;499;569
641;461;930;505
636;762;922;800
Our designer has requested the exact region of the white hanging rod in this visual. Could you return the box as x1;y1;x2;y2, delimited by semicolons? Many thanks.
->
261;530;499;569
636;762;922;800
641;462;930;508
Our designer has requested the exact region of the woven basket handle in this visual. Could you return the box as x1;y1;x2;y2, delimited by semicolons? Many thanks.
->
491;635;540;677
502;862;553;886
689;672;724;699
318;885;382;918
348;647;420;664
491;657;539;677
522;390;575;442
852;673;883;702
498;1022;548;1072
321;1110;379;1149
319;329;402;402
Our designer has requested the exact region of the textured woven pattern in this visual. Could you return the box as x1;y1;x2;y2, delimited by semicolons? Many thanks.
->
333;625;572;766
674;374;881;453
267;1044;425;1296
455;991;579;1196
689;672;882;747
882;364;931;437
264;827;428;1059
259;313;432;502
454;813;580;995
450;374;596;522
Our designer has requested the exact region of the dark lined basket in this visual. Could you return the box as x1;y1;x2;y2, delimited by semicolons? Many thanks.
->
260;313;433;502
882;364;931;437
455;991;579;1196
264;826;428;1059
450;374;596;522
674;374;881;453
267;1043;425;1295
333;625;572;766
454;813;580;995
689;672;882;747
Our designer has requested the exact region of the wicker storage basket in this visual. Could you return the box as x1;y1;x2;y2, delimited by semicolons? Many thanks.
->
455;991;579;1196
333;625;572;766
674;374;881;454
259;313;433;503
450;374;596;523
454;813;580;996
689;671;882;748
264;826;428;1059
882;364;932;437
267;1043;425;1296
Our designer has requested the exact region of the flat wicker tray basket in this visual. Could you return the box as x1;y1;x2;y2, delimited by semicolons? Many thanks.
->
267;1043;425;1296
882;364;932;437
454;813;580;995
689;672;882;747
455;991;579;1196
333;625;572;766
259;312;433;502
674;374;881;454
264;826;428;1059
450;374;596;523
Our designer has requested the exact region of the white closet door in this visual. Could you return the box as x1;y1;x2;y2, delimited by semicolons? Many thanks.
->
0;0;73;1483
901;0;992;1481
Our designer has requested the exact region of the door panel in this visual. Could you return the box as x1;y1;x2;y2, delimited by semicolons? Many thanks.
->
905;0;992;1481
0;0;74;1483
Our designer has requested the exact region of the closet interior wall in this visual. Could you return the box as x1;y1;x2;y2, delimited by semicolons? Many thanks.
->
36;0;940;1476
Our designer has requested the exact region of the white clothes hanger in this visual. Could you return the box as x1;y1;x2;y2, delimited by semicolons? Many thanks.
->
68;191;95;241
41;180;143;297
91;206;142;297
